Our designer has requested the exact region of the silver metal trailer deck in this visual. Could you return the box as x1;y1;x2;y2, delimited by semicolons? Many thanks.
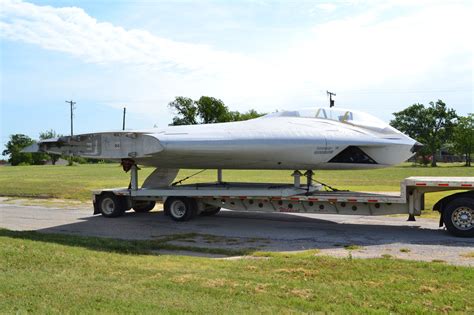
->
92;167;474;237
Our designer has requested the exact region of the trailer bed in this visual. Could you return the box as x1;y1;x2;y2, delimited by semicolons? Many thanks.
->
92;173;474;237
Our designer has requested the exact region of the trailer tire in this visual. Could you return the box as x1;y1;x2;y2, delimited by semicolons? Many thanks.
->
97;193;126;218
442;198;474;237
164;197;197;221
133;201;156;213
200;207;221;216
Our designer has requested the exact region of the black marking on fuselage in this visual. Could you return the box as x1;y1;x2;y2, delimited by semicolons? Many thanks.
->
328;146;377;164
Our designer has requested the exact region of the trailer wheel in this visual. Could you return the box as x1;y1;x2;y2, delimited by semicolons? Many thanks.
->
442;198;474;237
97;193;125;218
200;207;221;216
133;201;156;213
164;197;197;221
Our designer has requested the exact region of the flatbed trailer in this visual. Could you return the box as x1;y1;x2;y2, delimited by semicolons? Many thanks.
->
92;167;474;237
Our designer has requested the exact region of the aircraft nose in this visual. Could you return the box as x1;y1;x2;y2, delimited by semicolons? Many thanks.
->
410;141;424;153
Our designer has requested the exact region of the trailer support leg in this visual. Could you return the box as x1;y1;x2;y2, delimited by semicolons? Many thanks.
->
304;170;314;188
217;169;223;184
407;190;416;221
131;164;138;191
292;170;302;188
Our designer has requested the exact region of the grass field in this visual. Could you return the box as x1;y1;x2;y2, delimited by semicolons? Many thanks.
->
1;229;473;313
1;164;473;313
0;162;472;214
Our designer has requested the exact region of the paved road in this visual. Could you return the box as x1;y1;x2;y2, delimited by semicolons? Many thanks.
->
1;202;473;266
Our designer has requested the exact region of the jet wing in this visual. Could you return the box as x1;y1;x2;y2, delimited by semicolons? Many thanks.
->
24;132;164;160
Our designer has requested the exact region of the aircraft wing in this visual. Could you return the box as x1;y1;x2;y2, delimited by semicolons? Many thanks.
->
24;132;164;160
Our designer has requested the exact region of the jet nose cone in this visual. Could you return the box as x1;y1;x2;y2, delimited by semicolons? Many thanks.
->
410;142;424;153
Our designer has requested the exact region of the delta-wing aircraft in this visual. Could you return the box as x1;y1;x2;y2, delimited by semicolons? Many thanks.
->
24;107;474;240
28;107;419;175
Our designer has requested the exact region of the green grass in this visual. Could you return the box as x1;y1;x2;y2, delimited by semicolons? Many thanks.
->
0;162;472;215
1;229;473;313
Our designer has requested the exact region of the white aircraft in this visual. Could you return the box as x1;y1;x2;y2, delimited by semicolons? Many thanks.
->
29;107;420;176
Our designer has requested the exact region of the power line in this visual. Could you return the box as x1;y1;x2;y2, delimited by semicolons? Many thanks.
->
65;100;76;136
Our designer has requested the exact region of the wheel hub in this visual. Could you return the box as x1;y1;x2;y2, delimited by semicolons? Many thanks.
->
170;200;186;218
451;207;473;230
101;198;115;215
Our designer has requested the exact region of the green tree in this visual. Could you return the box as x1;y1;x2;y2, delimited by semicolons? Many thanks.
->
195;96;230;123
169;96;265;125
168;97;198;125
452;114;473;166
390;100;458;167
2;134;35;166
228;109;265;121
39;129;61;165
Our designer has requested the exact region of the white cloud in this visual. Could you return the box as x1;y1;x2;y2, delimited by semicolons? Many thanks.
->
1;0;472;118
315;3;338;12
276;1;473;112
0;0;252;73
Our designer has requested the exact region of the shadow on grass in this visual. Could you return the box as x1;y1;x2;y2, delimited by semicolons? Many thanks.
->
0;229;252;257
397;163;471;168
1;208;474;257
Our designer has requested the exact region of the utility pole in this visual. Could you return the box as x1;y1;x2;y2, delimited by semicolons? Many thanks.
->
326;91;336;108
122;107;126;130
65;100;76;136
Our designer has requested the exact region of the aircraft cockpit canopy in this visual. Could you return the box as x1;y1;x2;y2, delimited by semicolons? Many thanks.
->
263;107;401;135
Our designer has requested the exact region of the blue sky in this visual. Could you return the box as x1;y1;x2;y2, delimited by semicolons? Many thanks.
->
1;0;473;151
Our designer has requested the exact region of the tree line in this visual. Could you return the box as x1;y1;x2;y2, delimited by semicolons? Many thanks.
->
2;130;60;166
2;97;472;167
390;100;472;167
168;96;264;125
